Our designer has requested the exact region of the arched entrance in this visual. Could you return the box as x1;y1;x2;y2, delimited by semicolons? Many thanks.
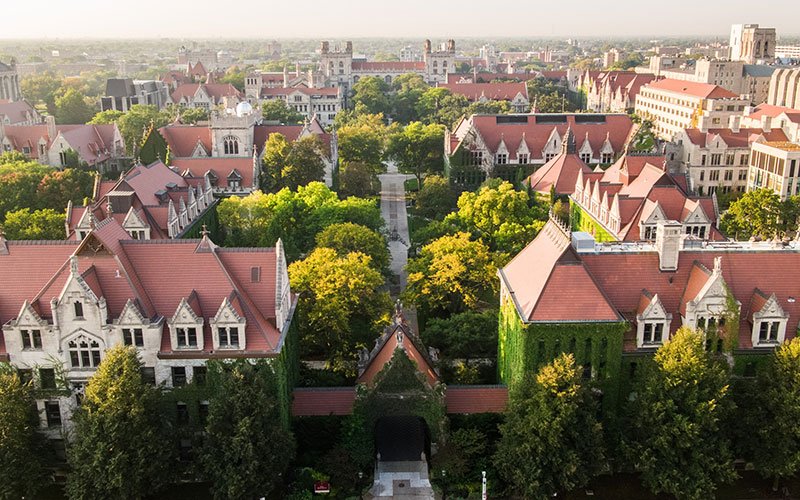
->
375;415;431;462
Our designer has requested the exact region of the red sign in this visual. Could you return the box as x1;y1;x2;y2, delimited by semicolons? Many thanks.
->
314;481;330;494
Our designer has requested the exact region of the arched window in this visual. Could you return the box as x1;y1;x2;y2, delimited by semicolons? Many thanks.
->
223;136;239;155
69;337;101;368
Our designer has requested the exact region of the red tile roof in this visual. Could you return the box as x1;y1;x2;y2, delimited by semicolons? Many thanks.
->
525;152;592;196
172;157;256;189
158;125;212;158
502;220;800;351
260;87;339;98
1;124;122;163
0;100;37;125
446;386;508;414
291;388;356;416
170;83;241;104
683;128;788;148
644;79;739;99
439;82;528;102
459;114;635;162
0;221;287;357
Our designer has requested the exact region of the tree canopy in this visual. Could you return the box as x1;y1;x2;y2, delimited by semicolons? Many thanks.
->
261;99;304;124
404;232;497;317
720;188;788;240
495;353;606;498
386;121;445;187
623;327;735;500
289;247;391;372
67;346;173;500
0;364;48;499
201;360;295;500
55;87;96;124
261;133;326;191
414;174;457;220
2;208;65;240
337;113;390;173
351;76;392;116
315;222;390;274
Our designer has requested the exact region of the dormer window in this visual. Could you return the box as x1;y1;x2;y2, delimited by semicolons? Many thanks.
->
580;153;591;163
21;329;42;350
122;328;144;348
758;321;780;344
74;301;84;319
642;322;664;345
518;153;529;164
496;153;508;165
217;327;239;348
637;293;672;349
176;327;198;348
751;292;788;347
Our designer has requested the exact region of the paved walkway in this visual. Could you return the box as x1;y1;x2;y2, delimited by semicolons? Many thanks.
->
379;162;414;296
365;460;435;499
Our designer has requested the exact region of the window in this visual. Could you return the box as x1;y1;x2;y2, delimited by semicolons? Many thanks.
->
176;402;189;424
198;401;209;425
140;367;156;385
518;153;529;164
68;338;101;368
176;327;198;348
45;402;62;428
59;151;68;166
724;170;733;181
699;170;705;181
470;151;483;166
726;153;735;165
711;154;722;166
193;366;207;385
222;136;239;155
580;153;592;163
739;169;748;181
172;367;187;387
709;170;719;181
643;226;656;240
217;327;239;348
74;301;84;318
601;153;613;164
740;154;749;166
758;321;780;344
122;328;144;347
544;153;557;162
701;155;707;166
495;153;507;165
39;368;56;389
642;322;664;345
21;329;42;349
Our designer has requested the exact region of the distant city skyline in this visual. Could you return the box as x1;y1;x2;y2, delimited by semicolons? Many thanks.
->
2;0;799;39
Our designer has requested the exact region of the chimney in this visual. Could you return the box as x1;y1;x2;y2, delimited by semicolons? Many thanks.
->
283;66;288;88
761;115;772;133
307;68;314;88
697;115;709;133
655;221;682;271
728;115;741;133
46;115;56;139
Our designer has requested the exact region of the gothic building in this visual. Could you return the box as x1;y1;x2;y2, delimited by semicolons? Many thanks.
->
0;221;295;444
0;60;21;102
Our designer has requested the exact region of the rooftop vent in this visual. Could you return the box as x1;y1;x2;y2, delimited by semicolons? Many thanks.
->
571;232;596;252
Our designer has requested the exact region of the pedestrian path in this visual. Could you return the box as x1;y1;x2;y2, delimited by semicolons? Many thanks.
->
379;162;414;295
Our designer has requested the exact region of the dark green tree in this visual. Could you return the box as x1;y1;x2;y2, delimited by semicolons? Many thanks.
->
36;167;96;210
721;188;784;240
201;360;295;500
338;161;378;198
387;121;445;188
391;73;429;123
0;364;49;499
337;114;389;173
283;136;326;189
624;327;735;500
752;337;800;486
54;87;96;124
261;99;304;124
495;353;606;498
413;174;456;219
67;346;173;500
20;71;63;114
352;76;391;116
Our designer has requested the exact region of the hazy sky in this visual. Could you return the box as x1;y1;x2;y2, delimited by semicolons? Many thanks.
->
3;0;799;39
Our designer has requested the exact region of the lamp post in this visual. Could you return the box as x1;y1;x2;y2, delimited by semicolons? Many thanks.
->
441;469;447;500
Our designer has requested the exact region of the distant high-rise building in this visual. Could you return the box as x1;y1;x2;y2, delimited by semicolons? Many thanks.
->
603;49;620;69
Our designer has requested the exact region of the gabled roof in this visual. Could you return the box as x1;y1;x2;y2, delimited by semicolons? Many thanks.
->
525;152;592;196
500;220;620;323
170;83;241;104
0;100;37;125
172;157;255;189
439;81;528;102
683;127;788;148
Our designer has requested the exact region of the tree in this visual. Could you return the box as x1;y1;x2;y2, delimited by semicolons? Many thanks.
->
261;132;292;191
100;105;173;154
67;346;173;500
0;158;53;219
37;167;96;210
54;87;96;124
315;222;390;274
387;121;445;188
431;428;487;496
415;87;470;127
2;208;65;239
495;354;606;498
283;136;326;189
414;175;456;219
751;338;800;484
404;232;497;317
454;180;546;255
177;106;209;125
721;188;784;240
421;310;497;359
0;364;48;499
21;71;63;114
289;247;390;372
624;327;735;500
338;161;378;198
87;109;124;125
466;99;513;115
201;360;295;500
351;76;391;116
337;114;389;173
391;73;429;123
261;99;304;124
219;66;247;91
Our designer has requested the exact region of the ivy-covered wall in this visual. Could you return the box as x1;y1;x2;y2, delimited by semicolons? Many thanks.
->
275;312;300;429
178;202;220;240
498;298;627;410
570;202;615;242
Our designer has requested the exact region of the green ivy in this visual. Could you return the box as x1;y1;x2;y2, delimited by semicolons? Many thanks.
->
570;202;615;242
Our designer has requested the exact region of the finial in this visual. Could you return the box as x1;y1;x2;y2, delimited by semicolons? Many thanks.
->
201;224;209;237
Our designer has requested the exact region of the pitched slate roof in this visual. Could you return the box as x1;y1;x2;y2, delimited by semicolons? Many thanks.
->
439;81;528;102
525;152;592;196
0;100;37;125
644;79;739;99
1;124;122;164
172;157;255;189
351;61;425;71
683;127;788;148
170;83;241;104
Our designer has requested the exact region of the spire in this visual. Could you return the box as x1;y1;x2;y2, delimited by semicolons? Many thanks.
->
561;126;576;154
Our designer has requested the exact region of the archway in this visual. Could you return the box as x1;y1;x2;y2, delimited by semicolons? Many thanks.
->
375;415;430;462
